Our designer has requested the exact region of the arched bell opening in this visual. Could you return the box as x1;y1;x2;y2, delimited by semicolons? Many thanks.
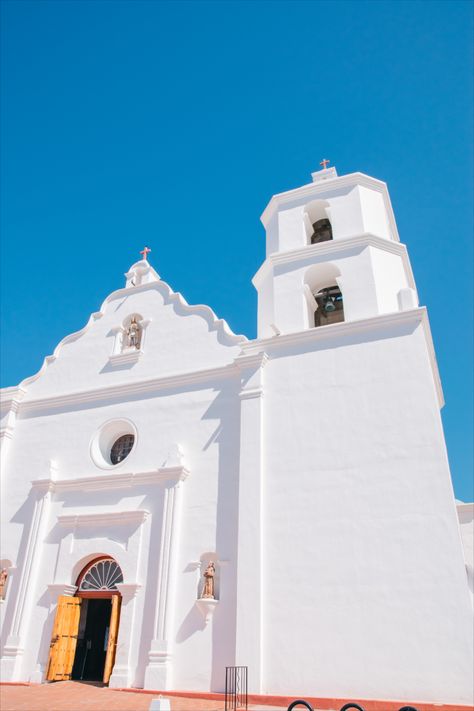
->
311;218;333;244
304;199;333;245
313;286;344;327
46;556;123;685
304;263;344;329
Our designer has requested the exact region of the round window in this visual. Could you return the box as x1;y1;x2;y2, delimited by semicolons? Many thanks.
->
110;434;135;465
90;418;137;469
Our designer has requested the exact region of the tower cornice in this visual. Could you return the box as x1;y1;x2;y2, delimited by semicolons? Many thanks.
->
240;307;443;408
260;171;400;242
252;233;416;292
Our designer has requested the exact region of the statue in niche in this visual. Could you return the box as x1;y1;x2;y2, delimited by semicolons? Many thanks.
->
0;568;8;600
201;561;216;599
124;317;141;350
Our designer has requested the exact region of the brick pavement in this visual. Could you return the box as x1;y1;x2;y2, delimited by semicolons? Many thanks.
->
0;682;288;711
0;682;224;711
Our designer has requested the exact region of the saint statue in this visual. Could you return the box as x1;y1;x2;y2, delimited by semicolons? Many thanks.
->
0;568;8;600
201;561;216;599
125;317;141;350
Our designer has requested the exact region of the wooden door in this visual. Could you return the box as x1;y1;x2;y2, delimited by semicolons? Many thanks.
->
46;595;82;681
103;594;121;684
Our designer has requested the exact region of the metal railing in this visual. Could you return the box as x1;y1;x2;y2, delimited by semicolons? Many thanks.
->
225;666;248;711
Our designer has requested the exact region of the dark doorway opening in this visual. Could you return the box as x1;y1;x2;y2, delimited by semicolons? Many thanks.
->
71;599;111;681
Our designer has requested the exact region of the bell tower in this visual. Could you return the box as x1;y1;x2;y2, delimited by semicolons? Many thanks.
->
253;163;418;338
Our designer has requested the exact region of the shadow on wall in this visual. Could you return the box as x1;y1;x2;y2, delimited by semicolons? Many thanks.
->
207;382;240;691
1;490;43;657
130;486;167;689
171;380;240;690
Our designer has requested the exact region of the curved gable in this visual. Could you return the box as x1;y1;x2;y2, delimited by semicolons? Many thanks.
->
19;279;246;400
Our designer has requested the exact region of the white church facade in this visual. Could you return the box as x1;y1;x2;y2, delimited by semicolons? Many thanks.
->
0;165;473;705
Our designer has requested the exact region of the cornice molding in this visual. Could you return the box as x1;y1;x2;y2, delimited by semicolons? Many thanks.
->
241;307;443;408
252;233;415;291
115;582;142;601
19;363;239;416
239;387;264;400
0;387;26;412
31;465;189;493
47;583;78;599
0;427;14;441
57;510;149;527
234;352;269;372
260;172;400;243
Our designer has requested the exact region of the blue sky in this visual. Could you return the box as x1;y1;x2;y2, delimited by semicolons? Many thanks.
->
1;0;472;500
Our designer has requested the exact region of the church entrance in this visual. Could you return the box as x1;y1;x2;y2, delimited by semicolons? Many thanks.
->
71;597;120;682
46;557;123;684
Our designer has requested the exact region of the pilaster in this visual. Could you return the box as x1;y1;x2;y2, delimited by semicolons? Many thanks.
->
0;482;52;681
143;474;186;690
0;387;25;474
234;351;268;693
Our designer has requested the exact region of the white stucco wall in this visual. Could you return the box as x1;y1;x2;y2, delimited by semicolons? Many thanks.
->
251;317;472;702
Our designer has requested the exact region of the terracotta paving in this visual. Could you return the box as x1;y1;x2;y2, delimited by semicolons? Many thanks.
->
0;682;288;711
0;682;223;711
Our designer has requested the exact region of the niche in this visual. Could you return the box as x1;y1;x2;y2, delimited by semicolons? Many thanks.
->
121;314;143;351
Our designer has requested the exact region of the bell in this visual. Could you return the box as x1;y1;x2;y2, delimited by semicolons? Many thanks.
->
324;297;336;313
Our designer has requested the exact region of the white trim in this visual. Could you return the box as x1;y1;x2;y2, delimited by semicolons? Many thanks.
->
0;427;14;441
240;307;444;408
47;584;78;599
239;387;264;400
0;387;26;412
260;171;400;243
108;350;143;366
252;233;415;291
57;510;149;527
31;465;190;493
115;582;141;600
234;352;269;371
18;363;239;416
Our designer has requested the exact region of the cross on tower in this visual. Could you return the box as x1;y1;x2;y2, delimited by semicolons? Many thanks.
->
320;158;330;170
140;246;151;261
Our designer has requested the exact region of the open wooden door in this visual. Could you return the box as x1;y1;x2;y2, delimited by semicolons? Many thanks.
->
103;594;121;684
46;596;82;681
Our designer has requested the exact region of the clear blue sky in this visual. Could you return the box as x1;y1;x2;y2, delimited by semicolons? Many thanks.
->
1;0;472;500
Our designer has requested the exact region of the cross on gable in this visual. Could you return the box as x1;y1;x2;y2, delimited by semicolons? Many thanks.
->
140;246;151;261
320;158;330;170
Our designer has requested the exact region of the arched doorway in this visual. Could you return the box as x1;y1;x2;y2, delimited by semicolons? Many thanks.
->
46;557;123;684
